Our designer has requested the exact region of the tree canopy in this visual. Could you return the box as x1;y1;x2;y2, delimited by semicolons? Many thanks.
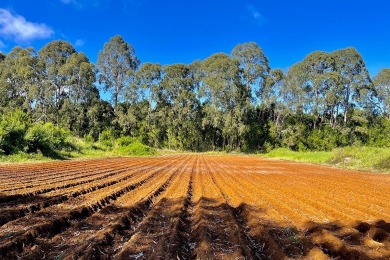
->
1;36;389;154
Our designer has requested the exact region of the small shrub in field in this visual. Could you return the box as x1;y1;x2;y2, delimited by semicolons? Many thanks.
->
83;134;94;143
25;123;70;154
117;140;156;156
100;129;115;148
116;136;136;147
375;156;390;169
0;110;30;154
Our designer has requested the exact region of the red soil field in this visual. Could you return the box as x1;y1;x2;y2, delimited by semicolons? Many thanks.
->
0;154;389;259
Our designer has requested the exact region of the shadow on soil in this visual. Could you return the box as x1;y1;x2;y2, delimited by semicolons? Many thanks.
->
0;195;389;259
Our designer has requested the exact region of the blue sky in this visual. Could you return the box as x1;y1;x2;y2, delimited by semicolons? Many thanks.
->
0;0;389;77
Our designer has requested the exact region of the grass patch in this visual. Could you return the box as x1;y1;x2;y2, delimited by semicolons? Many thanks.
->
329;146;390;172
264;146;390;173
0;136;157;164
264;148;332;164
0;151;52;163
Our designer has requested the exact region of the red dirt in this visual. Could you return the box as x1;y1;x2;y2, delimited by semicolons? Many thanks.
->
0;155;389;259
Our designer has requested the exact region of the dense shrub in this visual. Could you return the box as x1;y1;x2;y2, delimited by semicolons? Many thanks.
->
0;110;30;154
117;140;156;156
83;133;94;143
25;122;70;154
306;127;339;151
116;136;136;147
99;129;116;147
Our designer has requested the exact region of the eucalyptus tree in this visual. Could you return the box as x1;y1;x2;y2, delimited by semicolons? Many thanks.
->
0;46;41;111
264;68;285;126
331;47;372;125
59;52;98;133
316;71;345;128
135;62;162;128
97;35;140;109
39;40;76;123
284;62;309;115
300;51;335;128
231;42;270;104
61;52;97;105
200;53;245;150
157;63;201;150
373;68;390;118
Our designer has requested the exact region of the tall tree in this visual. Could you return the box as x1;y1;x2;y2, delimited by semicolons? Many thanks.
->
374;68;390;118
0;47;41;111
97;35;140;109
135;62;162;129
39;40;76;123
200;53;245;150
332;47;372;125
59;52;98;133
156;64;201;150
231;42;270;104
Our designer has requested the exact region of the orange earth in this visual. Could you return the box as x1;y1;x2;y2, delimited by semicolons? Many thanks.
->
0;154;389;259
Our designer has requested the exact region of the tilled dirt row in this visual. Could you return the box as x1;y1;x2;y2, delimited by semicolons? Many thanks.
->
0;154;389;259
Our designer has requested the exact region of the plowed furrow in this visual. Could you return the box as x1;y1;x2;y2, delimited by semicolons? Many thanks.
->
208;156;352;224
204;155;270;259
0;159;126;185
169;159;196;259
0;160;176;258
112;155;195;259
20;155;191;260
0;157;156;193
205;156;293;258
0;158;169;226
214;156;388;223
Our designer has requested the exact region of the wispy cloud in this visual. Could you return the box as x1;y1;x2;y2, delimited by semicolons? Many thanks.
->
60;0;142;12
60;0;102;8
0;9;54;42
75;39;85;47
247;4;265;25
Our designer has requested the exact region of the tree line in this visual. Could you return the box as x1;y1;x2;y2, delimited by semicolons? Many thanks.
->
1;35;390;154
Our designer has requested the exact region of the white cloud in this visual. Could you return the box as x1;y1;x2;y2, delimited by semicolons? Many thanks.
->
0;9;53;42
247;5;265;25
60;0;102;8
75;39;85;47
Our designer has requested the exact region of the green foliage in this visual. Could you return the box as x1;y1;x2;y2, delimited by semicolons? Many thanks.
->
0;110;30;154
1;39;390;159
366;118;390;147
116;136;137;147
117;140;156;156
25;122;70;155
97;35;140;108
306;127;340;151
99;129;116;148
328;146;390;172
83;133;94;143
264;148;332;164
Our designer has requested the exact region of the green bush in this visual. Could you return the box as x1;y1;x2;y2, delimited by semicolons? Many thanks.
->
116;136;136;147
306;127;339;151
117;140;156;156
0;110;30;154
99;129;115;148
83;134;94;143
25;122;70;154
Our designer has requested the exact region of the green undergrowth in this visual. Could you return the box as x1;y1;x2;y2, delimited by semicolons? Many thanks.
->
0;136;157;164
264;147;390;173
265;148;331;164
116;140;157;156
